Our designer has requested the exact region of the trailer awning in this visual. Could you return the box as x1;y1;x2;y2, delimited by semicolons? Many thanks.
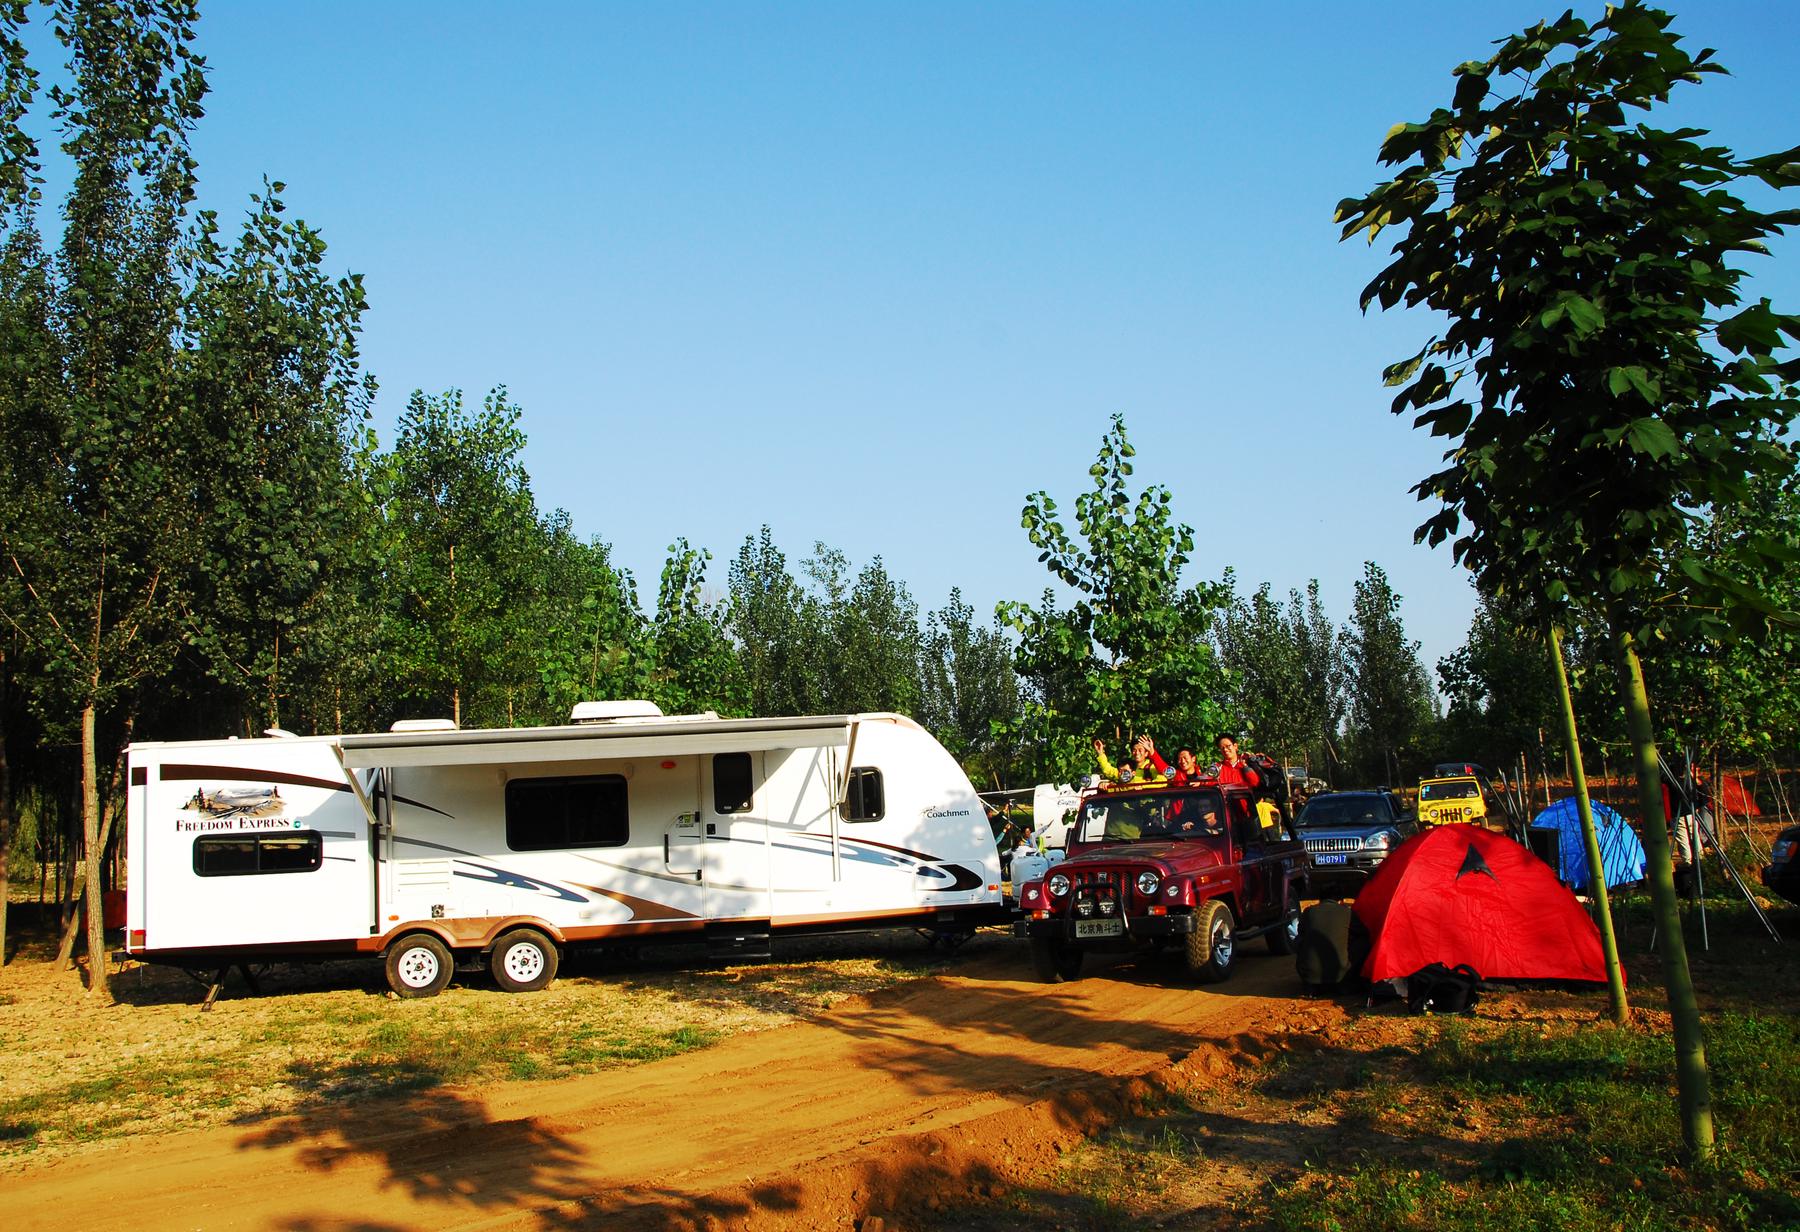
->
335;714;864;770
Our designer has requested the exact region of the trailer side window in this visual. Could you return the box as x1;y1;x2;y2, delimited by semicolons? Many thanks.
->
713;753;753;815
193;831;324;877
840;767;884;822
506;775;629;851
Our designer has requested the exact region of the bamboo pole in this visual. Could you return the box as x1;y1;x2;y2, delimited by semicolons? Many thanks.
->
1614;627;1713;1162
1550;625;1628;1023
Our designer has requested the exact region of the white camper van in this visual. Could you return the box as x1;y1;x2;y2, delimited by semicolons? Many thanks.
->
124;705;1005;996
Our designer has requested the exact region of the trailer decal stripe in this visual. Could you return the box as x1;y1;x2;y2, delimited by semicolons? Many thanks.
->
569;885;701;922
161;763;349;794
936;863;986;891
159;764;454;818
454;863;589;903
833;833;942;863
773;836;911;870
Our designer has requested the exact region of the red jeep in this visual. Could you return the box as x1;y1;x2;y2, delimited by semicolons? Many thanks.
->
1013;780;1308;983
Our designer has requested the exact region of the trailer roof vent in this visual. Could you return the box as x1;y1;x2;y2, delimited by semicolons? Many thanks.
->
571;700;665;724
390;718;458;733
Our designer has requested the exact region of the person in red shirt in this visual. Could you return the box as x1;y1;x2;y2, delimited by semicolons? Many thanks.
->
1141;736;1202;786
1214;735;1261;789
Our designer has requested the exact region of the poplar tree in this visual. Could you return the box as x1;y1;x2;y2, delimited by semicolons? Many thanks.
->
1002;415;1232;782
382;387;547;727
918;589;1023;787
728;527;820;717
179;182;373;734
646;538;747;717
0;0;208;995
1214;578;1308;763
1340;562;1432;785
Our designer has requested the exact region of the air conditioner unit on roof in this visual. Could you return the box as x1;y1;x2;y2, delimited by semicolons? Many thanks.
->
570;700;666;724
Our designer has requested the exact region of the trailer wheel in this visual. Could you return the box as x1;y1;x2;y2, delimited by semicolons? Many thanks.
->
1266;900;1302;956
386;933;453;998
490;928;559;993
1030;938;1083;983
1184;900;1236;983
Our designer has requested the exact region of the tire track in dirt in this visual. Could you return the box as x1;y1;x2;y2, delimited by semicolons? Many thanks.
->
8;949;1333;1231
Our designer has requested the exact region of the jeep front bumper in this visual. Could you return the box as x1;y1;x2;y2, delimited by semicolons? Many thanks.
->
1014;913;1197;942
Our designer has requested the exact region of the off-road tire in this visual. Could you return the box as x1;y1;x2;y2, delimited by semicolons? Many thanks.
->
489;927;560;993
385;933;454;998
1265;898;1302;956
1184;900;1236;983
1031;938;1084;983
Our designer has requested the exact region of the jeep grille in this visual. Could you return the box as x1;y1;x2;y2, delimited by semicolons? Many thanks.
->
1069;869;1121;918
1303;836;1362;854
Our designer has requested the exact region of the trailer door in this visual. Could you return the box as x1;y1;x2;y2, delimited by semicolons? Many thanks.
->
702;751;772;921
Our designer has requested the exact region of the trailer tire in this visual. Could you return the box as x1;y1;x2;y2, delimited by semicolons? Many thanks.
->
386;933;454;998
1266;899;1302;956
1030;938;1083;983
490;928;559;993
1184;900;1236;983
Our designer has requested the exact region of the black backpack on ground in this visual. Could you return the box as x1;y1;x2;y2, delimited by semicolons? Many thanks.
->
1406;962;1482;1015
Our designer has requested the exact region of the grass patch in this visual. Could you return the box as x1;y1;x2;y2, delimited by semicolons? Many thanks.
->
556;1023;721;1068
0;1054;234;1150
1255;1010;1800;1232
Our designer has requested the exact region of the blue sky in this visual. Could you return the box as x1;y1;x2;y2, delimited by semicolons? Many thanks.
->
24;2;1800;676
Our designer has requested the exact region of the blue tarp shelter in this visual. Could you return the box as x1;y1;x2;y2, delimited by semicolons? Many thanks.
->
1530;797;1646;890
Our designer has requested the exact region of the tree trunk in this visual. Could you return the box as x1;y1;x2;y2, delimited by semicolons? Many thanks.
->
0;645;11;966
80;704;108;998
52;777;122;974
54;792;81;968
1613;625;1713;1161
1549;625;1627;1023
268;630;281;733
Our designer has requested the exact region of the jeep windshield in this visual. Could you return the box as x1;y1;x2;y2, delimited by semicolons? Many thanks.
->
1420;780;1480;801
1296;796;1389;828
1077;788;1226;843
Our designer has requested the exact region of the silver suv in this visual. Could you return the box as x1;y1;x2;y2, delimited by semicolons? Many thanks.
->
1294;790;1417;897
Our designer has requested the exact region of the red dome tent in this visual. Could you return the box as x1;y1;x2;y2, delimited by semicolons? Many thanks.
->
1352;824;1613;984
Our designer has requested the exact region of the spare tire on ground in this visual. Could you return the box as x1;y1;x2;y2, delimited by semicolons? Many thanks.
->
1295;901;1366;993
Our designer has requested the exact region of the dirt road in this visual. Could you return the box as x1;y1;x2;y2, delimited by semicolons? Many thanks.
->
8;948;1332;1231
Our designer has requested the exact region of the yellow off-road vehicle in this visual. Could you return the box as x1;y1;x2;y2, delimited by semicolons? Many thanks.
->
1416;774;1492;828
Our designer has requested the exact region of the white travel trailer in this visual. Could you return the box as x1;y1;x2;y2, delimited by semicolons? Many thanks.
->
124;705;1006;996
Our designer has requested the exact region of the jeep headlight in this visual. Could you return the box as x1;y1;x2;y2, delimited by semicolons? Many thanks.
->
1366;830;1397;850
1136;870;1160;896
1047;873;1071;897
